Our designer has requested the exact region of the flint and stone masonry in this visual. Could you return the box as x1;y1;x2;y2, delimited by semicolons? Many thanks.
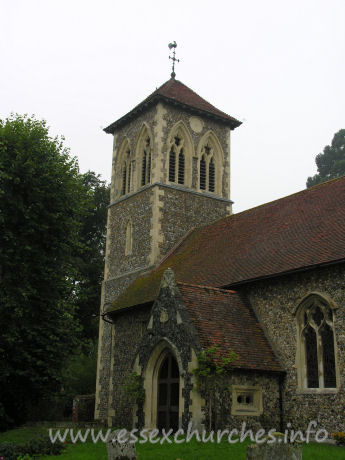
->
245;264;345;434
95;77;345;437
95;92;235;423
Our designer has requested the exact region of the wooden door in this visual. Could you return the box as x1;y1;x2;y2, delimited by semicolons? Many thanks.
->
157;353;179;432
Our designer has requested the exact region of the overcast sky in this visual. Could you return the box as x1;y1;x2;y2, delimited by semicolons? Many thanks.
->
1;0;344;212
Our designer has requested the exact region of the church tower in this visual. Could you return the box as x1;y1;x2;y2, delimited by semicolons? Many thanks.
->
95;75;241;424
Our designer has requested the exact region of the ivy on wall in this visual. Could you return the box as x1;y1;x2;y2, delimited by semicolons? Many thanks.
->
193;345;238;431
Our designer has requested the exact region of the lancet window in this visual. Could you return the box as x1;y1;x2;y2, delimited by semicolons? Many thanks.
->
199;144;216;193
141;137;151;186
169;135;185;185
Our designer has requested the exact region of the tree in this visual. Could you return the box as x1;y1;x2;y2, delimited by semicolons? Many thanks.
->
73;171;109;342
62;344;97;397
306;129;345;188
0;114;87;428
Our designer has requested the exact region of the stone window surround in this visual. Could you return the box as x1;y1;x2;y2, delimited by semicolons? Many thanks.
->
115;137;132;198
166;121;193;188
295;292;340;394
196;131;224;196
231;385;263;416
136;125;152;188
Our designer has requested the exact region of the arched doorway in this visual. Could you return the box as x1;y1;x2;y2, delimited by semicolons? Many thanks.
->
157;353;179;431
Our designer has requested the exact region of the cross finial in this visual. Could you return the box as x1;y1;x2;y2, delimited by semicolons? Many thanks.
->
168;41;179;79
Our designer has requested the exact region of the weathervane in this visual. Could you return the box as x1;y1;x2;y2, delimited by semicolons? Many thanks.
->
168;41;179;78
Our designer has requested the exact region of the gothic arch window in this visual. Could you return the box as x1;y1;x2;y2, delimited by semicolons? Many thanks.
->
135;125;153;189
125;220;132;255
167;122;193;188
117;139;132;197
197;131;224;196
296;294;338;390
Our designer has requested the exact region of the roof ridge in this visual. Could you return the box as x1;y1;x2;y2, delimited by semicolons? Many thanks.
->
220;174;345;223
177;281;236;294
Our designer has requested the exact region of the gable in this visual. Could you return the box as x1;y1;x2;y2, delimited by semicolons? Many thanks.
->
177;282;282;373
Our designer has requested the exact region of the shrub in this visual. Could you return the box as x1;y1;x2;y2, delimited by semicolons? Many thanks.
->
0;433;65;460
0;442;26;460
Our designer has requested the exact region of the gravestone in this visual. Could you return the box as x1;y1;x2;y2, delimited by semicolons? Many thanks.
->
106;430;137;460
246;441;303;460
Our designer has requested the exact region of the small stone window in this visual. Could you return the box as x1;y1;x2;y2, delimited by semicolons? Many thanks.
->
296;294;337;391
169;136;185;185
125;220;132;256
231;386;262;416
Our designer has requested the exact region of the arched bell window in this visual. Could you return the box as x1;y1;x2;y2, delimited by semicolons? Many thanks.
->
197;132;224;195
296;294;338;390
135;125;153;190
166;122;194;188
118;140;132;197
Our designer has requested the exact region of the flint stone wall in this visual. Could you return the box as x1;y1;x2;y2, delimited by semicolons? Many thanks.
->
107;281;281;431
244;263;345;433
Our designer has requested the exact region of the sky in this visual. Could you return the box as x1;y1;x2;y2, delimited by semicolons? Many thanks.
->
1;0;344;212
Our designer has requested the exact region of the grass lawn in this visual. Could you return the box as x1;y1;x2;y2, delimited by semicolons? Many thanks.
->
1;426;345;460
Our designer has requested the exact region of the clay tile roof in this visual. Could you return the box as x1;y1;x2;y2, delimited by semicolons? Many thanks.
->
107;176;345;313
177;282;282;373
104;78;242;133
